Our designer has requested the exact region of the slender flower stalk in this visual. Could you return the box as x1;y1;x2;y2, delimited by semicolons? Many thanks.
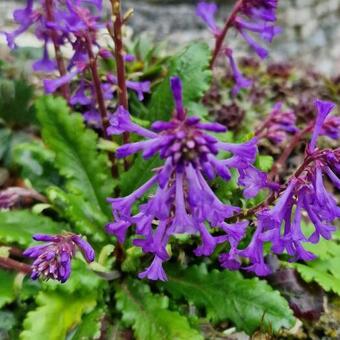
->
0;256;31;274
210;0;244;68
108;0;130;145
44;0;69;99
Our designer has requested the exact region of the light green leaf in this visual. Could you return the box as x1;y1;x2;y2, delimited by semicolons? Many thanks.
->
0;270;16;308
255;155;274;172
70;308;104;340
20;292;96;340
161;264;295;334
148;42;211;121
0;210;65;247
116;280;203;340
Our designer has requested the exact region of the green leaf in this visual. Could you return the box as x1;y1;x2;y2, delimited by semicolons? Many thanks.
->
291;234;340;295
148;42;211;121
47;186;107;241
119;155;161;196
70;308;105;340
0;270;16;308
161;265;295;334
294;262;340;295
36;96;114;239
0;78;35;126
255;155;274;172
0;210;65;247
116;280;203;340
12;140;61;192
20;292;97;340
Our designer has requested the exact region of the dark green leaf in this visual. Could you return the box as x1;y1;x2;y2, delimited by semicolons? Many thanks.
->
161;264;295;334
116;279;203;340
0;270;16;308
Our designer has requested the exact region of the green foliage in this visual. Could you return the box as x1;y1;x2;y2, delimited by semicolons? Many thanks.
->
0;77;35;126
161;264;295;334
0;270;16;308
0;210;65;247
20;292;97;340
119;155;161;196
36;96;114;240
148;42;211;121
256;155;274;172
12;141;61;192
292;235;340;295
116;279;203;340
70;308;105;340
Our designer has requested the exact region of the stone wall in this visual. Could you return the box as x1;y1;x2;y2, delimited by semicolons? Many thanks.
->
0;0;339;74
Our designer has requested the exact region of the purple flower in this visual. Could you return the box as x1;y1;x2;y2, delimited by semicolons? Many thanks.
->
257;102;299;144
24;233;95;283
107;74;151;101
196;1;220;35
225;49;252;96
106;76;265;280
309;99;336;151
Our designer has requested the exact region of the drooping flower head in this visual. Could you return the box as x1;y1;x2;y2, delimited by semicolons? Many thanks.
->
24;233;95;283
256;102;299;144
106;76;271;280
220;99;339;276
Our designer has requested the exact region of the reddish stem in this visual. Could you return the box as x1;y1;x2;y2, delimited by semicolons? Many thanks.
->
0;256;31;274
210;0;244;68
109;0;129;146
85;34;110;137
269;123;313;180
45;0;70;100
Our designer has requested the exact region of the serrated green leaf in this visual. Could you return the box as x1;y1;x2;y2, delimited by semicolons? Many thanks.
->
148;42;211;121
70;308;104;340
42;259;105;294
294;262;340;295
0;210;65;247
116;280;203;340
36;96;114;239
12;140;61;192
36;96;113;215
47;186;107;241
20;292;96;340
0;270;16;308
119;155;161;196
161;265;295;334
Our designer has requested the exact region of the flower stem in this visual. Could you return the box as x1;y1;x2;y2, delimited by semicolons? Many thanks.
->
108;0;129;146
44;0;70;100
269;124;313;180
85;34;110;137
0;256;31;274
210;0;244;68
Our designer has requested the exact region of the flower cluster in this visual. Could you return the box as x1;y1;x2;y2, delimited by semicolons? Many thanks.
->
256;102;299;144
24;233;95;283
5;0;150;127
221;100;339;276
196;1;281;94
106;76;270;280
